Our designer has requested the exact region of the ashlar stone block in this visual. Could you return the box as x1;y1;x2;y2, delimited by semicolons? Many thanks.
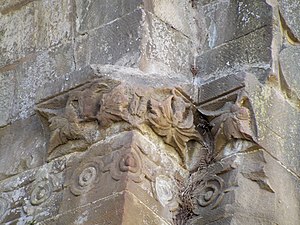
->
0;0;73;68
75;9;142;69
0;115;47;181
196;26;272;81
201;0;272;49
75;0;142;33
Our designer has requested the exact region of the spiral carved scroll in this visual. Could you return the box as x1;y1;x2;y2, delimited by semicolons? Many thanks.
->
70;160;103;196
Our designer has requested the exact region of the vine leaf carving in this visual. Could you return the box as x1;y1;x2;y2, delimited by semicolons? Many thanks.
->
97;84;130;127
147;89;202;160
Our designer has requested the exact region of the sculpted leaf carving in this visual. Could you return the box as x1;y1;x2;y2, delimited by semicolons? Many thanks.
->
198;93;257;158
37;80;121;159
147;89;202;160
36;79;210;167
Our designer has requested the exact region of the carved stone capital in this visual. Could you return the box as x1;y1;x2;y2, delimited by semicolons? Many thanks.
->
36;78;213;171
33;70;272;225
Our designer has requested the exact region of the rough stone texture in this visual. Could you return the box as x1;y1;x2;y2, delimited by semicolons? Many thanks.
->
0;115;47;181
279;45;300;99
75;9;142;69
140;11;193;75
1;0;300;225
0;71;14;126
0;156;65;224
0;0;73;67
196;26;272;81
278;0;300;40
200;0;272;50
75;0;142;33
250;84;300;177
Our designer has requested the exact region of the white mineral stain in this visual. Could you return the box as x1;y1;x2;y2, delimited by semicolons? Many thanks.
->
74;210;89;224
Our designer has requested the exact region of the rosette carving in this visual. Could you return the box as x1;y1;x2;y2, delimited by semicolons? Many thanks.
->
176;157;236;223
108;147;144;183
154;175;179;212
192;174;224;211
30;180;53;205
70;159;103;196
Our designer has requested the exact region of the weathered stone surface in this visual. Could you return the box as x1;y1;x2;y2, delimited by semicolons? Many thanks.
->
196;26;272;81
53;192;126;225
75;9;142;69
0;129;186;224
197;72;246;105
201;0;272;49
0;71;14;127
45;191;170;225
0;115;47;181
0;156;66;224
0;45;75;125
279;45;300;98
250;83;300;177
184;149;298;225
75;0;142;33
264;153;300;225
278;0;300;40
122;191;170;225
150;0;206;47
140;11;193;76
0;0;73;68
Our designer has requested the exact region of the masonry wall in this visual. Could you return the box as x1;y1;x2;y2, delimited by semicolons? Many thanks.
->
0;0;299;224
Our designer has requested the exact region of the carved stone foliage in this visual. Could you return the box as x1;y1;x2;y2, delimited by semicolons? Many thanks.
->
147;89;202;160
198;92;257;159
36;79;211;168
